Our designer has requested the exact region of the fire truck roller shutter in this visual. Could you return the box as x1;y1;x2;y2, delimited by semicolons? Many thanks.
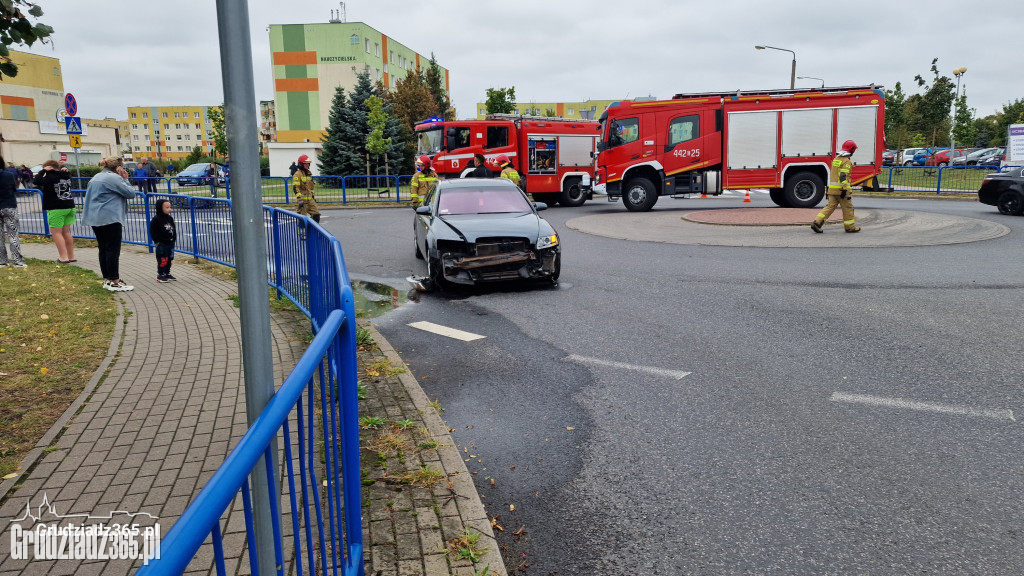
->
836;106;878;166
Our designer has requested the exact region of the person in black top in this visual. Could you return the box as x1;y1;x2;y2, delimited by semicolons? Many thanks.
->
149;198;177;282
35;160;76;262
466;153;493;178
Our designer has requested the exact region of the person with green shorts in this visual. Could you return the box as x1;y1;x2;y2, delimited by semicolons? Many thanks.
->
35;160;76;262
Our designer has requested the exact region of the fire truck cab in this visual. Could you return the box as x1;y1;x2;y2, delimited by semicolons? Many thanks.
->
415;114;600;207
595;86;886;211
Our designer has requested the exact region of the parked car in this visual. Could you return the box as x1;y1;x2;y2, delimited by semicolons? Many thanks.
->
898;147;928;166
176;162;224;187
954;147;996;166
413;178;561;289
978;167;1024;215
925;148;971;167
882;149;897;166
973;147;1005;166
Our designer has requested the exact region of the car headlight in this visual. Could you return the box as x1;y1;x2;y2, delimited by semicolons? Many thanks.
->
537;234;559;249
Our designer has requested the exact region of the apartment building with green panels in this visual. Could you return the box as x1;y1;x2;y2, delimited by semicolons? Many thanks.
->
269;22;448;143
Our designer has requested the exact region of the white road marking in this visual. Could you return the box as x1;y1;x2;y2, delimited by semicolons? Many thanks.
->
564;354;691;380
831;392;1016;422
407;321;485;342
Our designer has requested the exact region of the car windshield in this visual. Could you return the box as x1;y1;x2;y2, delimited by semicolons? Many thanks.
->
967;148;995;159
437;187;532;215
417;128;443;156
184;163;209;172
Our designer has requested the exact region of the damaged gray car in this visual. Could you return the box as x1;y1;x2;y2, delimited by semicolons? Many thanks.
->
413;178;561;289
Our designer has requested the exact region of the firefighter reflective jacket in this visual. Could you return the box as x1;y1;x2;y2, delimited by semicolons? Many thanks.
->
828;154;853;195
410;170;438;205
500;166;521;189
293;168;315;199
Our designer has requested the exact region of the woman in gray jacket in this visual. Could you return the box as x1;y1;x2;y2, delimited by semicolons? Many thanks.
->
82;156;137;291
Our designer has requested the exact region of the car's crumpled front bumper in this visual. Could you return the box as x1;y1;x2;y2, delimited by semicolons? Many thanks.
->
439;247;558;284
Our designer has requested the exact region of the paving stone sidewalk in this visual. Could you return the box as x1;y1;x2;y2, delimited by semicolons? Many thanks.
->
0;243;505;576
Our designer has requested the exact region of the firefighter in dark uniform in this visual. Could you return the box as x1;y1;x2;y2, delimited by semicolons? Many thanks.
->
293;154;320;223
409;155;438;207
812;139;861;233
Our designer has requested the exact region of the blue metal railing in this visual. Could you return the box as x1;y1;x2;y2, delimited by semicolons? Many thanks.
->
20;188;364;575
876;164;1009;193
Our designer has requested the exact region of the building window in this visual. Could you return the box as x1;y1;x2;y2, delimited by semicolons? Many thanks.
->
146;146;151;152
383;63;388;73
174;112;179;118
375;43;380;57
195;112;200;118
185;134;190;140
162;112;168;118
177;146;184;152
568;108;575;115
479;108;486;116
130;112;137;119
132;135;138;141
131;123;138;129
196;135;201;141
175;123;181;129
176;135;182;140
365;38;370;53
166;135;171;141
134;146;140;152
376;68;381;81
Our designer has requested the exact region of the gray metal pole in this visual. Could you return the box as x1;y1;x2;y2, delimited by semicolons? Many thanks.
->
214;2;278;575
790;57;796;90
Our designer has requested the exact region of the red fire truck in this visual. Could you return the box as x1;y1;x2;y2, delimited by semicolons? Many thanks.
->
414;114;601;207
595;86;887;211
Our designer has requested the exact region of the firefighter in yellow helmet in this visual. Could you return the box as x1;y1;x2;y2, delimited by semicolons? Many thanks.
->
812;140;861;233
292;154;320;223
409;155;438;207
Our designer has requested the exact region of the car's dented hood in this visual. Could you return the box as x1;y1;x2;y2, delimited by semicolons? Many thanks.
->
432;213;553;243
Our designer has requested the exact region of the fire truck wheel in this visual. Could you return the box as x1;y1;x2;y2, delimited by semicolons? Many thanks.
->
560;179;586;207
769;188;790;207
623;177;658;212
782;172;825;208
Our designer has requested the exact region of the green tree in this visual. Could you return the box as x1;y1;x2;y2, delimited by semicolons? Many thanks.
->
0;2;53;79
884;82;908;150
544;108;557;117
908;58;956;147
383;69;437;172
485;87;516;114
319;70;405;176
951;85;976;148
424;53;453;120
972;116;998;147
184;146;204;167
365;95;392;176
207;104;228;158
989;99;1024;146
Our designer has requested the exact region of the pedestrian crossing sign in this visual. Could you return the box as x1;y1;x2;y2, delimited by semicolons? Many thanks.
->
64;116;83;135
68;134;82;148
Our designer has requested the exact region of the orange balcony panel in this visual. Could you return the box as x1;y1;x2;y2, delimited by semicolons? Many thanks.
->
275;78;319;92
273;51;317;66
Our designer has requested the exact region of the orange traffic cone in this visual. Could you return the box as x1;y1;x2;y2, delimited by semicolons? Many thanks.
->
700;192;707;198
743;190;751;203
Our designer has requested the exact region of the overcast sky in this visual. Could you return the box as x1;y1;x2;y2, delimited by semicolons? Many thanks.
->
24;0;1022;123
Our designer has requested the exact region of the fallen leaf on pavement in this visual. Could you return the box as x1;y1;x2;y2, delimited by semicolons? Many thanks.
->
513;525;525;536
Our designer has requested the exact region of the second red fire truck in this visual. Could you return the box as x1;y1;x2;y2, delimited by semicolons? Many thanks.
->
415;114;601;207
595;85;887;211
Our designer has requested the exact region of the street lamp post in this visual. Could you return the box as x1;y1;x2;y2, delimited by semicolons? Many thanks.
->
755;45;796;89
950;66;967;163
798;76;825;89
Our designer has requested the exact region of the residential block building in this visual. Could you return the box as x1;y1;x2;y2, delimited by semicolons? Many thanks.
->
83;117;131;156
474;99;628;121
268;21;448;143
126;105;215;160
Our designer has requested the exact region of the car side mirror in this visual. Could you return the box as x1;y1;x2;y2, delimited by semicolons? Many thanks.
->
533;202;548;211
415;205;431;215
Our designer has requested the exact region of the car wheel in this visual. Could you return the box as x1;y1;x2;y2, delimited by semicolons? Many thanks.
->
939;162;948;167
769;188;790;207
903;161;913;166
782;172;825;208
560;179;586;207
415;240;424;259
623;177;658;212
997;191;1024;215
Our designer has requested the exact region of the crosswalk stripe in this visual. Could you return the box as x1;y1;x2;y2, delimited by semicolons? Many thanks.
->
407;321;486;342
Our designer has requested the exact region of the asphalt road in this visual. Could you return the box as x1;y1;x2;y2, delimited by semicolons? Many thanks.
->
327;194;1024;575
